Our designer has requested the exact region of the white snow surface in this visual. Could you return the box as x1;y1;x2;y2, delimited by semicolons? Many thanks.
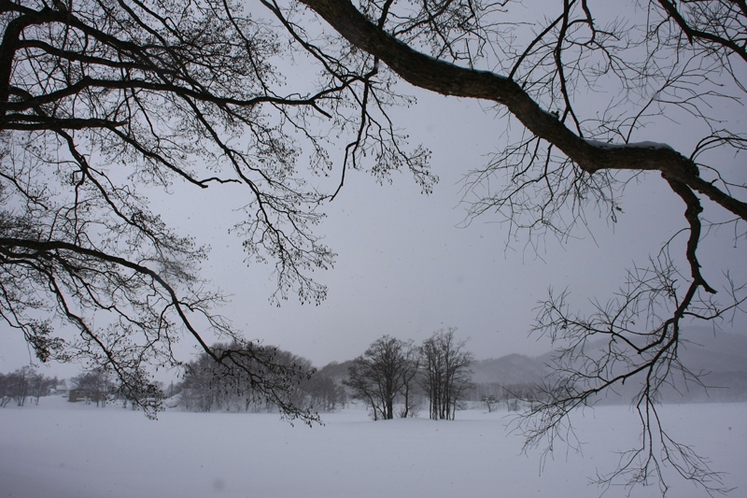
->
1;398;745;498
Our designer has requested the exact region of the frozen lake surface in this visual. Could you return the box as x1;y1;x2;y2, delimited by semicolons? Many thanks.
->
1;398;745;497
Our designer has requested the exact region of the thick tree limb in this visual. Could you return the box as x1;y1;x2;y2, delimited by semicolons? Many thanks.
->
300;0;747;222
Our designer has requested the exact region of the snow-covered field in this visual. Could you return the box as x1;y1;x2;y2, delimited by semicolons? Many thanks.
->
1;398;745;498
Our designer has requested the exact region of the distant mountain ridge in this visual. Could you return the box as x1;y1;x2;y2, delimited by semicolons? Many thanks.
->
467;328;747;404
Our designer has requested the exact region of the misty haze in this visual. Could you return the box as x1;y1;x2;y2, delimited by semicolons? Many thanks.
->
1;0;745;497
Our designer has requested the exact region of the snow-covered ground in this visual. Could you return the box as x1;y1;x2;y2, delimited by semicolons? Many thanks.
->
1;398;744;498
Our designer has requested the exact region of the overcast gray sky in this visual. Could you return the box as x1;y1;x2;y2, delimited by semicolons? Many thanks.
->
1;4;745;378
4;90;743;380
214;91;745;367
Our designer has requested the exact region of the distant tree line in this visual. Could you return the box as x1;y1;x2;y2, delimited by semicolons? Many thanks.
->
0;366;57;407
0;335;547;418
64;367;165;410
0;364;167;410
175;329;482;420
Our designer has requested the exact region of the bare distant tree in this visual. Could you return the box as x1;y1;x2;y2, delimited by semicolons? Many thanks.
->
344;335;419;420
481;394;497;413
27;370;55;404
398;344;420;418
0;372;8;407
420;328;473;420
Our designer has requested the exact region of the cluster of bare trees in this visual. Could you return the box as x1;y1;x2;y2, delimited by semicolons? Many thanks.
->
420;329;474;420
346;329;473;420
344;335;419;420
177;341;339;419
0;366;56;406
